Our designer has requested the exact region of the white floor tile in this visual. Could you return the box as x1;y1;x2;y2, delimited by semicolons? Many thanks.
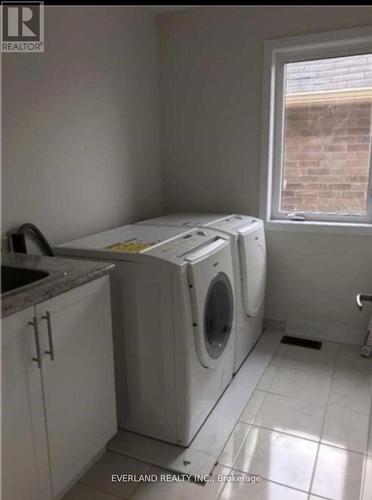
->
190;329;281;461
108;331;281;477
62;483;118;500
334;353;372;381
131;464;228;500
280;344;337;376
336;344;372;381
321;405;369;453
240;391;267;424
233;426;318;491
328;375;372;414
360;453;372;500
338;343;365;358
219;474;308;499
269;366;332;405
80;451;151;499
257;364;279;391
308;496;330;500
110;429;216;477
254;393;325;441
270;344;288;366
319;341;340;355
311;444;364;500
218;422;251;467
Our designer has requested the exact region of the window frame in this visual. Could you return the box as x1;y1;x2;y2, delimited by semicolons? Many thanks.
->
261;27;372;231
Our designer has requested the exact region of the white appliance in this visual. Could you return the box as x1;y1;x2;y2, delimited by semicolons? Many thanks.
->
55;224;235;446
139;214;266;372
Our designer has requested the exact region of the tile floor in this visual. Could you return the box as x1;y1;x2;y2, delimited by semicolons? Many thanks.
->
63;340;372;500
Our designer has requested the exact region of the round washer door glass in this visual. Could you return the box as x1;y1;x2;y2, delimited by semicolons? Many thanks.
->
204;272;234;359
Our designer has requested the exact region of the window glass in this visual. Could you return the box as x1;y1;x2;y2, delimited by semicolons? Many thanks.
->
281;54;372;215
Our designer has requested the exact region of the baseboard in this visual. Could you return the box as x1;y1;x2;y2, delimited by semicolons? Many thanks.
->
265;315;367;346
263;317;286;332
285;317;366;346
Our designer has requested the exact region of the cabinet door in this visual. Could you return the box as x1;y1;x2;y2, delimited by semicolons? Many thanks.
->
36;275;117;497
2;308;52;500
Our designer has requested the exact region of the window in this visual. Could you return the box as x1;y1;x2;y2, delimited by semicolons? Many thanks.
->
262;28;372;228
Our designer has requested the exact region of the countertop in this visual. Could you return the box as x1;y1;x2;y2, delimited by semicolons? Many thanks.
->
2;253;115;318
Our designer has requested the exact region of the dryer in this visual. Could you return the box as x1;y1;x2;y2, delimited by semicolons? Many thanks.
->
55;224;235;446
139;214;266;372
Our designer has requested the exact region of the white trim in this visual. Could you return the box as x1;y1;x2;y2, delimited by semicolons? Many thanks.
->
260;26;372;229
265;219;372;236
367;136;372;222
259;41;274;222
263;26;372;54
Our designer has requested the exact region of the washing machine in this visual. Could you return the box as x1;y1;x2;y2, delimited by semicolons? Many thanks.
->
55;224;235;446
139;214;266;372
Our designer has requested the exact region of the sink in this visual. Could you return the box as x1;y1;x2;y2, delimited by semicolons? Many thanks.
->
1;266;50;295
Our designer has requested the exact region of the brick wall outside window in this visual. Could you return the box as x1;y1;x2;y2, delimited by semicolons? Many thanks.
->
281;99;372;214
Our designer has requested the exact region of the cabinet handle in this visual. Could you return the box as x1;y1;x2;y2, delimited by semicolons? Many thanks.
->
29;317;42;368
42;311;55;361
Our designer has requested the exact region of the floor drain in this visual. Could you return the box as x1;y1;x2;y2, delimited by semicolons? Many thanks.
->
280;335;322;350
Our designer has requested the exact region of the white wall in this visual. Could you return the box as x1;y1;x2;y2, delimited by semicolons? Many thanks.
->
2;6;163;244
159;6;372;343
2;6;372;343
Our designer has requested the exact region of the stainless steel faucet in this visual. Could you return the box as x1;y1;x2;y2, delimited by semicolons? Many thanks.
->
356;294;372;311
356;293;372;357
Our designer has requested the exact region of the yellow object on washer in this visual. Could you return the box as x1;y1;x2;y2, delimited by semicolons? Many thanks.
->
104;241;157;253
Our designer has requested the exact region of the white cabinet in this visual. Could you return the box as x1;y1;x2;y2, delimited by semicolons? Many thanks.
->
37;276;117;496
2;275;117;500
2;307;52;500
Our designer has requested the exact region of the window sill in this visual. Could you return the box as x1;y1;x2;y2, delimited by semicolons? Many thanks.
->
265;219;372;236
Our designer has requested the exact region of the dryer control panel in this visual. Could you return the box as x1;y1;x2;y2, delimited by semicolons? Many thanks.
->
146;229;229;265
206;215;260;234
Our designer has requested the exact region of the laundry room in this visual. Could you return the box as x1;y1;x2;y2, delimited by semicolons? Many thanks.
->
1;4;372;500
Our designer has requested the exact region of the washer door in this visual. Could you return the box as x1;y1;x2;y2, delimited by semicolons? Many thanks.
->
203;272;234;363
186;239;235;369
